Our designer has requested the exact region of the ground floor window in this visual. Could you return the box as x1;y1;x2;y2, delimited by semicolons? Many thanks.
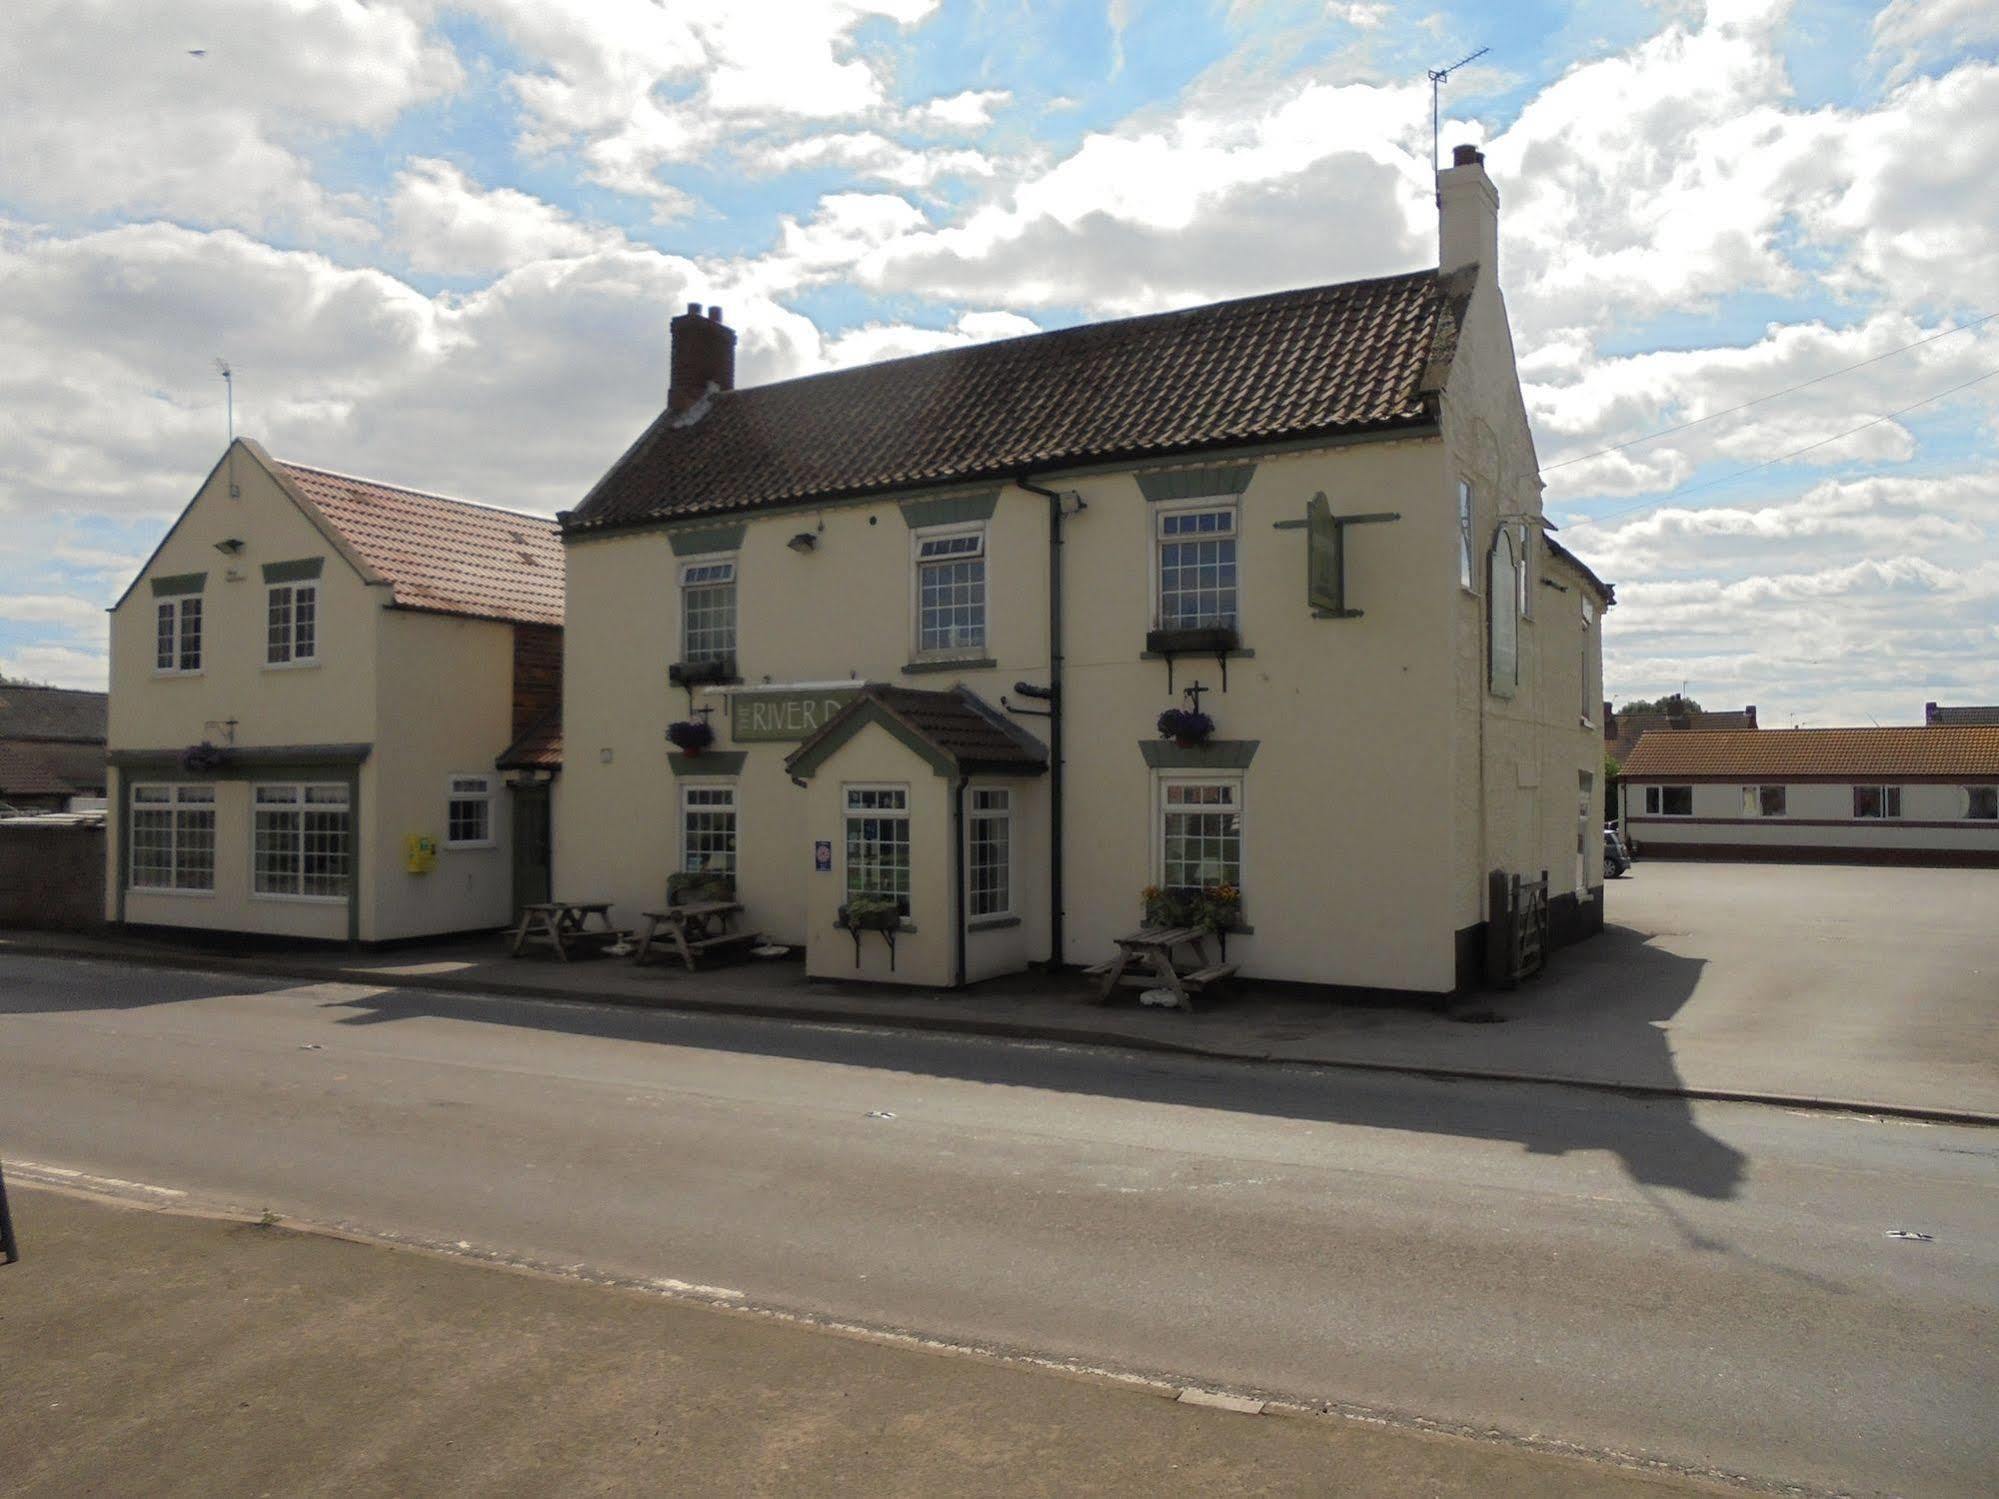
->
1964;786;1997;820
446;774;494;848
681;783;738;876
967;788;1010;918
1159;778;1241;892
1644;785;1693;816
1743;785;1786;817
1853;785;1901;819
130;783;215;891
254;783;352;899
845;785;910;915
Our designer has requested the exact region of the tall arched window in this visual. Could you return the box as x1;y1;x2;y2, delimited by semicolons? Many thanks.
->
1489;530;1518;697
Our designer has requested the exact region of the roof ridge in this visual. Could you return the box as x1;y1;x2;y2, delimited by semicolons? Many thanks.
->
275;459;560;527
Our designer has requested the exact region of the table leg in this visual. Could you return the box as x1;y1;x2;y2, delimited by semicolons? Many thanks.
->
509;909;534;957
1097;948;1129;1003
632;916;659;965
672;918;697;972
548;911;571;961
1149;949;1192;1010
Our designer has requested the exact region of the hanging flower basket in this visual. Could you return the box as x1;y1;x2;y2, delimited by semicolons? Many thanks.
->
178;741;229;774
666;719;715;756
1155;707;1214;748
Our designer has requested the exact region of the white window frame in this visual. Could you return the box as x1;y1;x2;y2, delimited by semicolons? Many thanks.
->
1153;773;1245;896
446;774;495;849
1457;481;1475;593
1518;521;1534;620
679;780;738;877
844;783;912;918
966;787;1012;921
1853;785;1902;820
1488;527;1519;697
1151;497;1241;633
910;522;989;658
1643;785;1693;817
128;782;216;894
265;581;319;668
1579;596;1597;726
251;782;352;902
1742;785;1787;818
154;596;203;675
679;556;738;669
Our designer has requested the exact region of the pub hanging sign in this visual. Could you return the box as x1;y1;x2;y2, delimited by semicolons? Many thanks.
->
1276;491;1400;619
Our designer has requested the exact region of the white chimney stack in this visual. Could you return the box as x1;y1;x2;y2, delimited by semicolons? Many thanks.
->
1438;142;1498;278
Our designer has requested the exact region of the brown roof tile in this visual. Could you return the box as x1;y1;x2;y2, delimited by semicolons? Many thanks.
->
0;740;107;797
571;268;1467;532
497;709;562;771
277;462;563;627
787;685;1047;779
0;685;107;743
1620;727;1999;781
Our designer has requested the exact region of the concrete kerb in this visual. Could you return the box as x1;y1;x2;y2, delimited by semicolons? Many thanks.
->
7;935;1995;1129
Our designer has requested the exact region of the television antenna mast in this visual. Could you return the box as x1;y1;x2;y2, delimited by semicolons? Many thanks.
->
215;357;233;442
1427;45;1488;195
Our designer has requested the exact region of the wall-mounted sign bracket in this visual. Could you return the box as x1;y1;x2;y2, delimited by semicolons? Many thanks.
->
1274;494;1400;618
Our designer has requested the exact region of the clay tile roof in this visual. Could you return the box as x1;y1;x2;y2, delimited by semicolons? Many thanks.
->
276;461;563;627
497;709;562;771
787;685;1048;779
0;684;107;743
570;267;1468;533
1619;727;1999;781
0;740;108;797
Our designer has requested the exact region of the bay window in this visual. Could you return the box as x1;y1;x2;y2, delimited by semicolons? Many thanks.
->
254;783;352;899
130;784;215;892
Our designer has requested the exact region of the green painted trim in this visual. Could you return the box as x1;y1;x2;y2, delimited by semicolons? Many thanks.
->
150;572;207;597
666;750;747;777
111;744;372;773
261;556;325;583
668;523;746;557
786;700;955;781
1136;465;1256;502
901;656;996;676
967;914;1022;932
1139;739;1260;770
899;490;999;529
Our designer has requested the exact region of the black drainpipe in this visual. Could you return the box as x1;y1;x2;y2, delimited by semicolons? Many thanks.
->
1015;474;1067;969
952;773;970;988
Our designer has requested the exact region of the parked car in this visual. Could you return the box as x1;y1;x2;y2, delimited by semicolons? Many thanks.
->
1603;826;1632;878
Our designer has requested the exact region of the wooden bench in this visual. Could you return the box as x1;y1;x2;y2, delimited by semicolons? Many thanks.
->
633;899;760;972
510;901;623;961
1092;926;1236;1011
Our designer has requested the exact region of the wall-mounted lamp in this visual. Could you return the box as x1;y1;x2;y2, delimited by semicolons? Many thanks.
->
787;532;818;553
214;537;245;555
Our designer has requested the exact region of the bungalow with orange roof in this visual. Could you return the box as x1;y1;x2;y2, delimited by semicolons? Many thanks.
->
1618;726;1999;866
104;439;563;941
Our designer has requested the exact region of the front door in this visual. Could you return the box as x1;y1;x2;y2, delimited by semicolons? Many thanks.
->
511;782;552;917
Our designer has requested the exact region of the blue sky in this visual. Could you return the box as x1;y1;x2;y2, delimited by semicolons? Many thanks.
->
2;0;1995;723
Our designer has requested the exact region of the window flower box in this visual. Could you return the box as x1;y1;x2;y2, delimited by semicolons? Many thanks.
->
1145;626;1239;656
1141;882;1241;934
669;657;737;688
838;894;902;931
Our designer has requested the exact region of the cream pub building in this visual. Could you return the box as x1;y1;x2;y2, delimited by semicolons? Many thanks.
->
555;147;1614;993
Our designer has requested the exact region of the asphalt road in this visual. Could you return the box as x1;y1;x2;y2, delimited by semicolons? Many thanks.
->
3;952;1994;1497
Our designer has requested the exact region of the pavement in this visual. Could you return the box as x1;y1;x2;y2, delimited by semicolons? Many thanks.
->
1;1187;1735;1498
5;950;1995;1497
7;861;1997;1118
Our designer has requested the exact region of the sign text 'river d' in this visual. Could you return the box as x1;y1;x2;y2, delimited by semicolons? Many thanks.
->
729;688;862;742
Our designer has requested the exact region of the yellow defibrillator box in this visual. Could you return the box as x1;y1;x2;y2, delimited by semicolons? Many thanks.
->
404;834;438;874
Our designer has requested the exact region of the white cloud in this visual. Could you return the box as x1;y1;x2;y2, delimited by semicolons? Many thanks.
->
388;159;616;276
747;134;996;189
822;308;1039;366
902;89;1013;131
0;643;108;692
1870;0;1999;83
0;0;461;238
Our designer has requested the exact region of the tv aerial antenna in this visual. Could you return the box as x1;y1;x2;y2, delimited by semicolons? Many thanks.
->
1427;46;1488;196
215;357;234;442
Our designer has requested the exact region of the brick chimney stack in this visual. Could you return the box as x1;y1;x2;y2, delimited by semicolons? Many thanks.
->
1744;704;1757;728
668;302;736;414
1438;142;1498;279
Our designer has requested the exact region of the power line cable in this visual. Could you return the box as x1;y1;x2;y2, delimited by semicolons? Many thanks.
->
1563;366;1999;531
1541;311;1997;472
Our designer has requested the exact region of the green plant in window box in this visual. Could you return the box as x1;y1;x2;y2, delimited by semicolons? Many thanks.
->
667;871;734;906
1141;882;1241;933
840;893;902;931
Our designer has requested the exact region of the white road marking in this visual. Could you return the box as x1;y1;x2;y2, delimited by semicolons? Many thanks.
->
1178;1387;1266;1414
16;1162;187;1198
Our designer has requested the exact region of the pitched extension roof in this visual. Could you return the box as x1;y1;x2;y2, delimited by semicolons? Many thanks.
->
275;460;564;627
1620;727;1999;781
497;708;562;771
0;740;107;797
786;685;1049;781
1609;707;1756;765
0;684;107;743
570;267;1471;534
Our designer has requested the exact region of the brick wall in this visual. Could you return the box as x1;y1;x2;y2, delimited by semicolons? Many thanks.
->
511;623;563;739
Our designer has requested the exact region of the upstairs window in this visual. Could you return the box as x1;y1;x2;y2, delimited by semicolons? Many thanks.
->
914;526;987;655
1488;529;1518;697
1853;785;1901;819
446;775;494;848
1458;482;1474;591
266;583;318;666
1156;506;1237;631
680;559;737;669
1579;597;1597;723
155;597;203;673
1966;786;1998;821
1743;785;1786;817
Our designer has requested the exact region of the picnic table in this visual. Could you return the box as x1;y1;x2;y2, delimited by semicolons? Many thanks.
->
509;900;621;960
1085;925;1238;1010
633;899;755;972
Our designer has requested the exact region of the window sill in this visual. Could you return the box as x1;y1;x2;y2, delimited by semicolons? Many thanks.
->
250;892;349;905
1141;646;1253;662
444;841;497;851
902;655;996;675
1144;626;1241;657
263;659;321;672
967;914;1020;932
152;670;205;679
128;886;215;898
